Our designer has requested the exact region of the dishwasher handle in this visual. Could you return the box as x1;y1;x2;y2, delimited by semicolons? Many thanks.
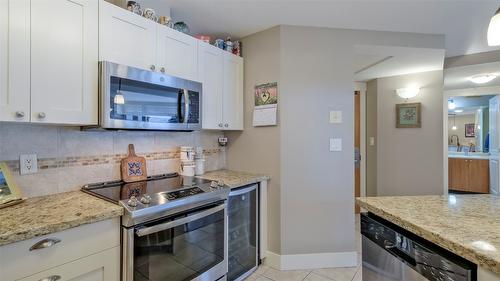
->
229;184;257;197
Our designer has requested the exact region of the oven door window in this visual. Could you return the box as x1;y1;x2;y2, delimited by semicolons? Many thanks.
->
110;76;186;126
134;207;225;281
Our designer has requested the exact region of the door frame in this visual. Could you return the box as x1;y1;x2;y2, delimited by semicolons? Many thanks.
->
355;83;367;198
443;85;500;195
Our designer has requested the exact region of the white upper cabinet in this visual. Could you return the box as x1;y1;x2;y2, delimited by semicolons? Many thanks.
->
222;53;244;130
198;42;244;130
31;0;98;125
199;42;224;129
0;0;30;122
157;26;199;81
99;1;157;70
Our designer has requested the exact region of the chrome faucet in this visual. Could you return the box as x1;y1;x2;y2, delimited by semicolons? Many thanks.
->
450;135;460;147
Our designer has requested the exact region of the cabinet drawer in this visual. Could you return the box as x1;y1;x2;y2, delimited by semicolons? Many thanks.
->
0;218;119;281
17;246;120;281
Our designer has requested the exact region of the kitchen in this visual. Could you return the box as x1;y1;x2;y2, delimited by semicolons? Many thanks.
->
1;1;500;281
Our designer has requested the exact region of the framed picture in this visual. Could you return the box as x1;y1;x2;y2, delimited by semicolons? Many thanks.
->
0;162;22;207
465;123;476;138
396;103;421;128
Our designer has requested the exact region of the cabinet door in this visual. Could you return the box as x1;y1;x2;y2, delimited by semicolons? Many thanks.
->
468;159;490;193
0;0;30;122
30;0;98;125
198;42;224;129
157;25;198;81
222;53;244;130
449;158;468;192
18;247;120;281
100;1;156;70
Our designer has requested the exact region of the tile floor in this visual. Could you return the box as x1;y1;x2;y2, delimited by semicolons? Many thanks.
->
245;216;362;281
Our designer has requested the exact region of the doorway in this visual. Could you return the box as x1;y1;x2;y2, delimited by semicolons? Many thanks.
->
355;91;361;213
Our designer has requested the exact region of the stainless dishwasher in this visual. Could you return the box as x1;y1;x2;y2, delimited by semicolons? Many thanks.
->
361;213;476;281
227;184;259;281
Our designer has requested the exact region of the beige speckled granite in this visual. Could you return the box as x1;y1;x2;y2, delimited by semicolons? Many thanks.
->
0;191;123;246
356;195;500;274
197;170;270;188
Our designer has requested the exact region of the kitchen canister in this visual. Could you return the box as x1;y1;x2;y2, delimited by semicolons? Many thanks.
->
195;158;205;175
180;160;195;176
180;146;195;161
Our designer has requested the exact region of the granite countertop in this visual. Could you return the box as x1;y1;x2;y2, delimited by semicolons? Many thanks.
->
448;154;490;160
356;195;500;274
0;191;123;247
197;169;270;188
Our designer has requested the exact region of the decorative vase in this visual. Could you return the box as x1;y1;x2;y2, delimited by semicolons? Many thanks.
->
173;22;190;34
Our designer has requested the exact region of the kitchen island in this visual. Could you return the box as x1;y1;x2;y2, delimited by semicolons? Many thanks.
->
357;195;500;281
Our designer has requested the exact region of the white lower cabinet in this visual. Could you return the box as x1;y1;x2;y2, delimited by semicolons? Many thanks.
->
18;247;119;281
0;218;120;281
199;42;244;130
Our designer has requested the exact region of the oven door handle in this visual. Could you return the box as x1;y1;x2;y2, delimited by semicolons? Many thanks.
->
135;204;225;237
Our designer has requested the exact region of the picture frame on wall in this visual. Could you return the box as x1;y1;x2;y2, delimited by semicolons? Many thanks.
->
0;162;23;208
396;103;421;128
465;123;476;138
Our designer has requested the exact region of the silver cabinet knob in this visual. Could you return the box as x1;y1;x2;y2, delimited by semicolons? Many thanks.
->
160;67;165;73
224;123;229;127
39;276;61;281
29;238;61;251
15;111;25;118
38;112;46;119
150;65;156;71
127;196;138;207
140;194;152;204
218;123;223;127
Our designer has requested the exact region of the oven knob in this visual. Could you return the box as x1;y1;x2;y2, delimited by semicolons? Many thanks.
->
127;196;138;207
140;194;152;204
210;181;219;188
217;180;225;187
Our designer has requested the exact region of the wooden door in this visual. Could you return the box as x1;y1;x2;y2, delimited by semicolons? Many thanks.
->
468;159;490;193
99;1;157;70
30;0;98;125
355;91;361;213
199;42;224;130
448;158;468;192
222;52;244;130
157;25;199;81
0;0;30;122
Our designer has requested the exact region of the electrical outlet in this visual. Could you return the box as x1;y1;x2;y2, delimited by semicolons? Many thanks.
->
330;138;342;152
20;154;38;175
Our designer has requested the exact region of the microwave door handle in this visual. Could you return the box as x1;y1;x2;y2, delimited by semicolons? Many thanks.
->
177;90;184;123
135;204;225;237
183;89;190;124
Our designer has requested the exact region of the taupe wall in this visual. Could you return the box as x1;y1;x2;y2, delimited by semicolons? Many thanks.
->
366;79;378;197
225;27;282;254
377;70;444;196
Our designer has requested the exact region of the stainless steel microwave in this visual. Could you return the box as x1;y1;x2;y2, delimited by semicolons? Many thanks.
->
93;61;202;131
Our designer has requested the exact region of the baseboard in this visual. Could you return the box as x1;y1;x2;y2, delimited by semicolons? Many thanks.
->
263;251;358;270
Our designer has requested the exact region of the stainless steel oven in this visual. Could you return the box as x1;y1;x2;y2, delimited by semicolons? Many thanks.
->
123;201;228;281
95;61;202;131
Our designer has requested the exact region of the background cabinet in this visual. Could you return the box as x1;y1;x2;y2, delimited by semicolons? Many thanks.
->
157;26;198;81
448;158;489;193
0;0;98;125
199;42;244;130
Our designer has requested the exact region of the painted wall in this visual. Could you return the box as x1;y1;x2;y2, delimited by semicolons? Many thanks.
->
225;26;282;254
448;114;477;147
0;123;225;198
366;79;378;197
377;70;444;196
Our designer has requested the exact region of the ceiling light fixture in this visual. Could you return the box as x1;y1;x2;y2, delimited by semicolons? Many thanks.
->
468;74;497;84
452;114;457;130
448;99;456;110
488;7;500;46
396;86;420;99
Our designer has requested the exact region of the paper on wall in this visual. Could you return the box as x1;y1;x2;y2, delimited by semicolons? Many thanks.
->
253;82;278;127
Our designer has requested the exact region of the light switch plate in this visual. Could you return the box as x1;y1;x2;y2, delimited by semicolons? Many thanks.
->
369;137;375;146
329;111;342;123
20;154;38;175
330;138;342;152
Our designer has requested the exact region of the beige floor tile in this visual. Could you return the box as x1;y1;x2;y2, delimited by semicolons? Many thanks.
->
303;272;335;281
254;264;271;275
245;273;273;281
262;267;311;281
312;267;358;281
352;267;362;281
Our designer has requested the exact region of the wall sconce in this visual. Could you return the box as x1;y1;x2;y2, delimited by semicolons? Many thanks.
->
488;7;500;46
396;86;420;99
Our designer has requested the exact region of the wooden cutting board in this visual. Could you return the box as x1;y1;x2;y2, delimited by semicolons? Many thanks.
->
121;144;147;183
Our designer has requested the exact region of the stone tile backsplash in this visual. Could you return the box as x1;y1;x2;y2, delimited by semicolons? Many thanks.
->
0;123;226;198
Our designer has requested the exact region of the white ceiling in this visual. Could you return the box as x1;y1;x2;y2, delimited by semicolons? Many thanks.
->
165;0;500;57
444;61;500;90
